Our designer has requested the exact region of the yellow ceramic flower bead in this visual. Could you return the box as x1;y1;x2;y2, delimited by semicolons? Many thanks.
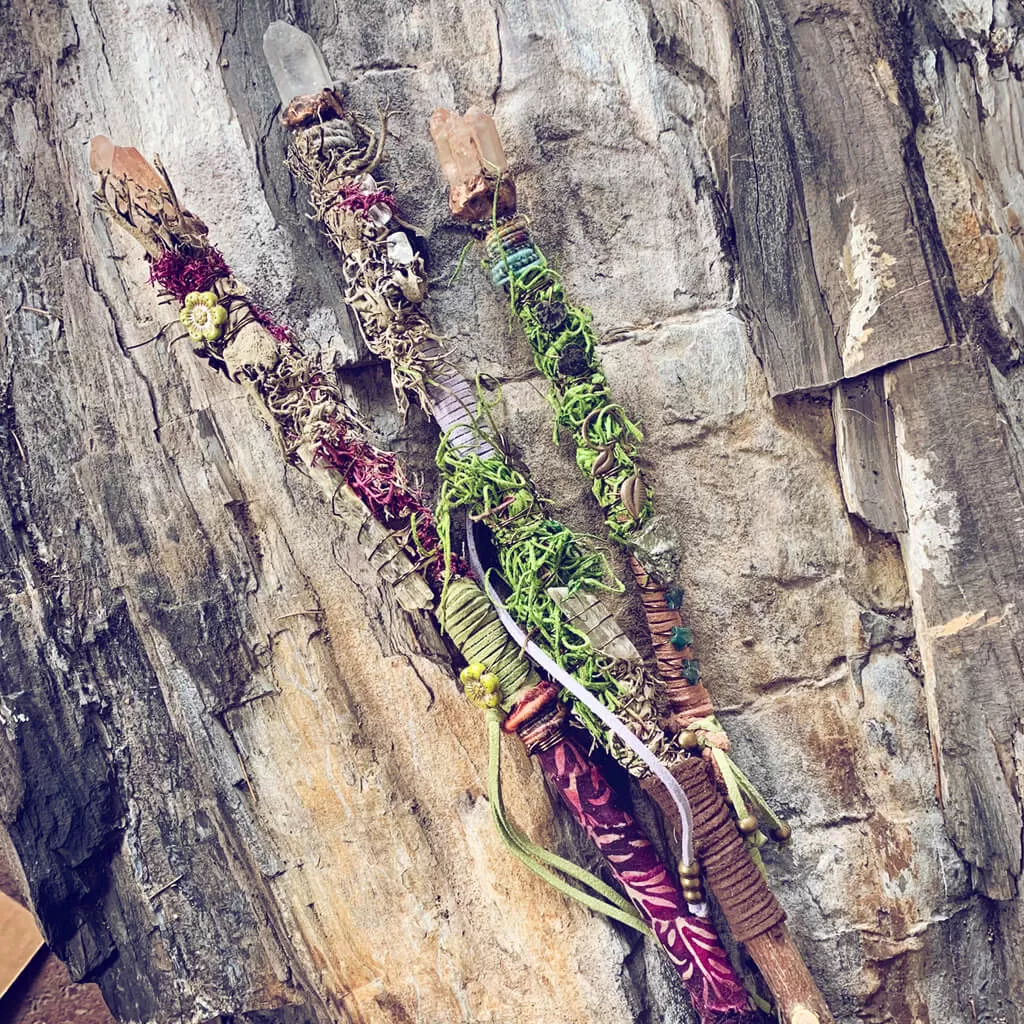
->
180;290;228;344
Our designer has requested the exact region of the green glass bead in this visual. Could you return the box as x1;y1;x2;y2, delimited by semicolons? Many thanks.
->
665;586;684;610
670;626;693;651
681;659;701;683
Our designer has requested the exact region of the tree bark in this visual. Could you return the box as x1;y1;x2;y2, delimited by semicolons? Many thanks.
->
1;0;1022;1022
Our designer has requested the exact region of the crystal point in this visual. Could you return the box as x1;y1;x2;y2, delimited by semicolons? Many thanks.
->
429;106;517;221
263;21;332;105
464;105;507;173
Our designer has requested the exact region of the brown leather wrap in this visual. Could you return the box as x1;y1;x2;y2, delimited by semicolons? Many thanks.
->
629;556;714;724
673;757;785;943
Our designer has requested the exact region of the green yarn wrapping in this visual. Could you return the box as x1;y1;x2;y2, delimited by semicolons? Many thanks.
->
439;578;539;708
434;431;637;741
486;222;652;543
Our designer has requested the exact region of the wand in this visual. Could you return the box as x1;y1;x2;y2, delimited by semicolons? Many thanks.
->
429;108;833;1024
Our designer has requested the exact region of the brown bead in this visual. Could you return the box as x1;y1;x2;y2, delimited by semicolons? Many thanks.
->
738;814;759;834
678;861;701;879
679;730;700;750
772;822;793;842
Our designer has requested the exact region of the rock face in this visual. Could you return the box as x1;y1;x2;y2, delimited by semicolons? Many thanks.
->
1;1;1023;1022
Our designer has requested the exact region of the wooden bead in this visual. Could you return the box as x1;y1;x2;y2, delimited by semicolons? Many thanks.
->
737;814;759;834
678;861;701;878
791;1007;821;1024
772;822;792;842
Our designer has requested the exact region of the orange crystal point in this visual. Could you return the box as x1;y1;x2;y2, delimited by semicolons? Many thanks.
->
463;105;507;173
89;136;166;194
428;107;516;222
88;135;115;174
428;109;459;188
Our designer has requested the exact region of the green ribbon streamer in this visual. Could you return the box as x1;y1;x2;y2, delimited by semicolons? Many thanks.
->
485;709;652;937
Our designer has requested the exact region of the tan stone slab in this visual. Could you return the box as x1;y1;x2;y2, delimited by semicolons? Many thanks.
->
0;891;43;999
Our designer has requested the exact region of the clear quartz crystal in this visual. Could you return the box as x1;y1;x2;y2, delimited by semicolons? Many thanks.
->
387;231;415;265
262;21;333;104
368;203;393;228
359;173;377;193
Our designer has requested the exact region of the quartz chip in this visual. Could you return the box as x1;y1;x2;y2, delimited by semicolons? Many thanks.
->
263;21;333;104
387;231;416;265
368;203;393;228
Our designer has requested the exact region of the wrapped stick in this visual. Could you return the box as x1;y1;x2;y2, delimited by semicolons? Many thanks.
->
428;108;833;1024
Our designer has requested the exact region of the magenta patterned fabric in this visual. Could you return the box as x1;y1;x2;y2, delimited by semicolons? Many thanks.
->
536;737;760;1023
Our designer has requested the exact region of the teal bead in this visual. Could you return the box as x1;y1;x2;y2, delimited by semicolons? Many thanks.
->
670;626;694;650
681;659;701;684
665;586;684;610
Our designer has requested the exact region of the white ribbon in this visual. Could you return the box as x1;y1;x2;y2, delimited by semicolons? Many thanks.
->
465;516;701;892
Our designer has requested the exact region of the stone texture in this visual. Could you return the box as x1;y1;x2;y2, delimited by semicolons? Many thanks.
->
2;1;1024;1023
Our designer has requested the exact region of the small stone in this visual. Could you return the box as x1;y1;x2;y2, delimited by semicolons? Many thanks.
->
367;203;393;227
630;514;682;584
387;231;415;265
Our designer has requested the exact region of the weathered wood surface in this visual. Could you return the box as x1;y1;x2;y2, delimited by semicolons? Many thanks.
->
887;343;1024;901
1;0;1024;1022
729;0;952;394
833;376;908;535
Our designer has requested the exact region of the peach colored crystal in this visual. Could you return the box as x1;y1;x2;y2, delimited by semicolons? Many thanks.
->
89;136;166;195
429;107;516;221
